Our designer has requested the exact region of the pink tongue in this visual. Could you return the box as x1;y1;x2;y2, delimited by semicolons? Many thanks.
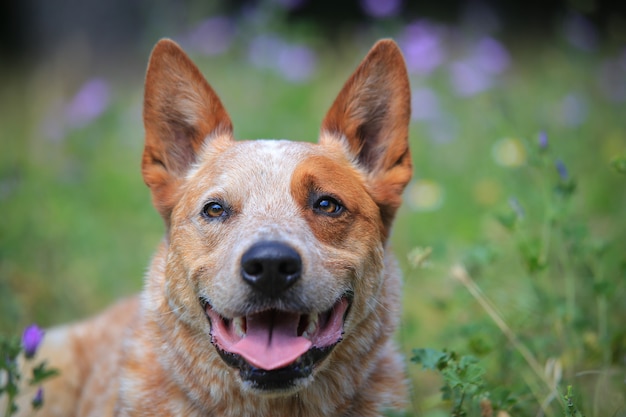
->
229;311;312;371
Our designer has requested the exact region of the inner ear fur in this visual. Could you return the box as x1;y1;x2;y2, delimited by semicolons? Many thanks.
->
320;39;413;233
142;39;233;224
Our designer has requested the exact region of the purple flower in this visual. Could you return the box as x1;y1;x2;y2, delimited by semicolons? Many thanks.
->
400;21;446;75
65;78;111;128
428;117;458;144
449;59;492;97
22;324;45;359
272;0;307;11
562;13;598;52
448;37;510;97
556;159;569;180
182;16;236;56
508;197;525;219
276;44;317;83
469;37;510;75
360;0;403;18
538;131;548;149
460;2;500;34
32;387;44;409
560;93;588;127
248;35;285;69
40;99;67;142
411;87;441;121
597;57;626;102
248;36;317;83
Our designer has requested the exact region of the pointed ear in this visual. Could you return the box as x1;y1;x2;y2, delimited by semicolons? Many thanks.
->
320;39;412;232
142;39;233;224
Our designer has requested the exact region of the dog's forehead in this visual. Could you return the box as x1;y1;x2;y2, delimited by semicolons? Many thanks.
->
230;138;315;164
188;139;323;200
206;139;315;178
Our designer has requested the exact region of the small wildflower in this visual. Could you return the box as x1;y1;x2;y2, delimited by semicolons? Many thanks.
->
556;159;569;180
538;131;548;149
554;159;576;197
492;138;526;167
183;16;236;56
450;59;492;97
611;155;626;174
276;44;317;83
598;58;626;102
508;197;525;219
22;324;45;359
427;114;458;144
273;0;307;11
32;386;44;409
411;87;440;121
408;246;432;269
562;13;598;52
480;397;494;417
470;37;510;75
473;179;501;206
560;93;588;127
400;20;446;75
360;0;402;18
406;179;444;212
247;36;317;83
65;78;111;128
461;2;500;34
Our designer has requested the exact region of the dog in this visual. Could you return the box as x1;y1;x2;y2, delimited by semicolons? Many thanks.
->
16;38;412;416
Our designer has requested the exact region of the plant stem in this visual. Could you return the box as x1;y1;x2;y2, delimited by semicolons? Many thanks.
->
451;265;565;412
4;378;16;417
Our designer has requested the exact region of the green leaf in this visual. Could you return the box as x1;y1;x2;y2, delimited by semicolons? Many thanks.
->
518;238;547;273
411;348;448;371
467;334;493;356
462;244;498;276
495;210;517;231
5;381;18;397
29;361;59;385
554;179;577;198
0;336;22;367
441;367;465;389
610;156;626;174
462;364;486;388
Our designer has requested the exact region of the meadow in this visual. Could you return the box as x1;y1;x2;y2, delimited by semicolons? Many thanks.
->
1;10;625;417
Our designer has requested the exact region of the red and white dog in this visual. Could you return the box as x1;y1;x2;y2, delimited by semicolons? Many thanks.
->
17;38;412;416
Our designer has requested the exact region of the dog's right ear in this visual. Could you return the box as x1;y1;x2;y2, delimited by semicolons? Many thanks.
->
142;39;233;225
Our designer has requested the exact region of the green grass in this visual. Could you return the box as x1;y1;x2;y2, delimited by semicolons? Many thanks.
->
1;34;625;416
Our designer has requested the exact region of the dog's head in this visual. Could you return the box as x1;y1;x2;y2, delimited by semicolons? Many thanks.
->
141;39;411;394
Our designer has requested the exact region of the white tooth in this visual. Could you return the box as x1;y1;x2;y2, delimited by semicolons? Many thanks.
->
233;317;246;338
302;313;319;339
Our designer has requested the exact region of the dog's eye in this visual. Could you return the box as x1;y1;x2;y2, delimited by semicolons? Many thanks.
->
202;202;228;219
314;197;343;216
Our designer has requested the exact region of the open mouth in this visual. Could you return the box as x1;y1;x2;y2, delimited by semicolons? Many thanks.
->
202;296;350;390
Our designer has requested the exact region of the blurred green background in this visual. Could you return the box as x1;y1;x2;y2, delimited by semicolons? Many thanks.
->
1;1;625;416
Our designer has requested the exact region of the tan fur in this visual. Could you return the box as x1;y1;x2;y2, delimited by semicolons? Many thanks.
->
16;38;412;417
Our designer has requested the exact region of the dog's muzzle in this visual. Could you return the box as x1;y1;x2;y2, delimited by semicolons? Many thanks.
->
203;296;350;390
202;241;351;390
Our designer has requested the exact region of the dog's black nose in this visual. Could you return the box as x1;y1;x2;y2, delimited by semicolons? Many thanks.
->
241;241;302;297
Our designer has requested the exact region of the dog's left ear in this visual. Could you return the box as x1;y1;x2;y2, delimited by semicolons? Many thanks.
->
142;39;233;226
321;39;412;232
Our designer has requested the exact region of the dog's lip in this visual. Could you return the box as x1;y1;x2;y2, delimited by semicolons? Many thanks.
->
202;295;351;373
215;344;336;391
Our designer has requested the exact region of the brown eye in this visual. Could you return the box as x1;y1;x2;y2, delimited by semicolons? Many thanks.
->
314;196;344;216
202;202;228;219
